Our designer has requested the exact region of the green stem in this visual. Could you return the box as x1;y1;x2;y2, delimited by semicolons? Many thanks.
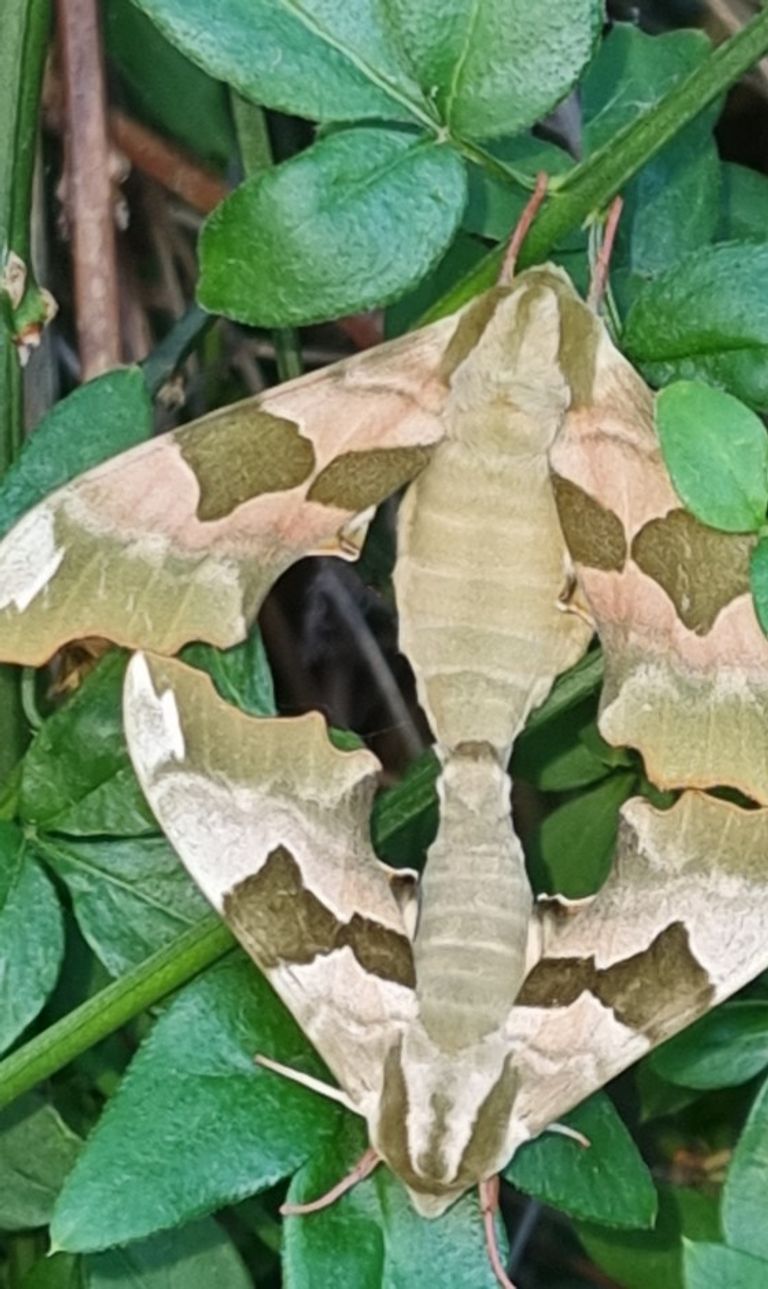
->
230;95;303;381
420;5;768;322
0;0;51;779
0;916;234;1112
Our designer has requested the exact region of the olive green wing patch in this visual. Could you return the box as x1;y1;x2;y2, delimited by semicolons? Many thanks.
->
0;314;457;663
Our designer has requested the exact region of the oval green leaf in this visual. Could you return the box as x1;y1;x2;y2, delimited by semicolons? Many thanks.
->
749;534;768;635
0;824;64;1054
505;1091;657;1230
86;1218;253;1289
723;1073;768;1260
283;1117;501;1288
50;956;339;1252
624;244;768;410
0;1094;80;1230
385;0;602;141
649;1001;768;1090
684;1239;768;1289
133;0;432;127
655;380;768;532
198;128;467;326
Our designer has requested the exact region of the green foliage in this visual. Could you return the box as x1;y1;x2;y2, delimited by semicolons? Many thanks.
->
655;380;768;532
505;1092;657;1228
3;6;768;1289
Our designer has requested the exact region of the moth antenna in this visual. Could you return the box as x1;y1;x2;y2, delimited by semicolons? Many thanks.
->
280;1147;381;1216
545;1122;592;1149
254;1053;359;1114
498;172;549;286
479;1176;518;1289
587;195;624;311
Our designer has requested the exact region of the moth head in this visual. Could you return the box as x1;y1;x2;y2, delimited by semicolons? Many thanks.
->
367;1028;527;1217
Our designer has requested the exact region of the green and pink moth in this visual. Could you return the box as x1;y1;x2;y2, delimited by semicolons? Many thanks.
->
1;198;768;1288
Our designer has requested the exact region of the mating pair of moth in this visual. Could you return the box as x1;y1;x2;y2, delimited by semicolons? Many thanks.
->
2;225;768;1287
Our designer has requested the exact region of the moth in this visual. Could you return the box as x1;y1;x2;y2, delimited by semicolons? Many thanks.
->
3;229;768;1286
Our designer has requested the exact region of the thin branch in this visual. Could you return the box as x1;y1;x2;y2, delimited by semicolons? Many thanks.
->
56;0;120;378
110;110;228;215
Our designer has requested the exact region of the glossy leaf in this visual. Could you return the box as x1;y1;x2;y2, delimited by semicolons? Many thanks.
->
0;1094;80;1230
718;163;768;242
581;25;720;275
181;629;276;717
50;956;339;1252
528;771;638;899
20;1253;84;1289
283;1117;501;1288
723;1073;768;1259
104;0;234;165
384;0;602;140
655;380;768;532
578;1185;720;1289
0;368;151;541
684;1240;768;1289
19;653;154;836
199;128;467;326
38;834;207;976
749;535;768;636
506;1091;657;1229
0;822;64;1053
649;1001;768;1089
133;0;433;126
86;1218;252;1289
512;698;609;792
624;244;768;410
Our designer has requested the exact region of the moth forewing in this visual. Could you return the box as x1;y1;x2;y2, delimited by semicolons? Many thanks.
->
0;311;463;665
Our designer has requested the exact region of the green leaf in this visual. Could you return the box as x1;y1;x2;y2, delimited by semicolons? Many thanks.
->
199;128;467;326
624;244;768;410
506;1091;656;1229
37;835;207;977
181;628;276;717
384;0;602;141
283;1117;501;1288
749;535;768;635
0;822;64;1054
648;1001;768;1090
578;1185;720;1289
655;380;768;532
132;0;433;127
85;1218;253;1289
20;1253;84;1289
512;699;609;792
528;771;637;899
718;163;768;243
384;230;487;337
50;956;339;1252
104;0;234;166
0;1093;80;1230
463;134;572;241
723;1072;768;1259
19;653;154;837
685;1239;768;1289
0;368;151;541
581;26;720;276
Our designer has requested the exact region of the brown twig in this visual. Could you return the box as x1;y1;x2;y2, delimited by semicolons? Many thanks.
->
109;110;229;216
56;0;121;378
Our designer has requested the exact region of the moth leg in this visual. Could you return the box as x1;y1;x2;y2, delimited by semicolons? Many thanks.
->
280;1147;381;1216
479;1176;518;1289
544;1122;591;1149
254;1053;359;1114
556;567;595;630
